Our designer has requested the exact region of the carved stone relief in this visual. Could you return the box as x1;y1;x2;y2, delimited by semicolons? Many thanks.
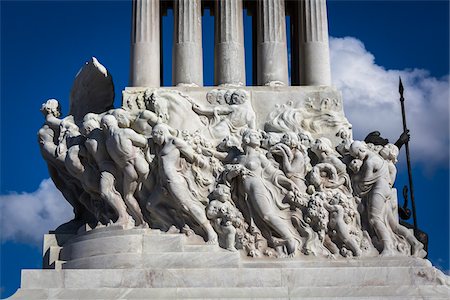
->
39;63;425;259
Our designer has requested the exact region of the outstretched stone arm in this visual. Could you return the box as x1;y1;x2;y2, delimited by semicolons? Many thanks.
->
125;128;148;148
192;103;232;116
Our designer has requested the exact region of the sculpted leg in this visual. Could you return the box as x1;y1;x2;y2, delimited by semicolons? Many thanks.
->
263;213;298;256
123;165;146;227
100;171;132;228
368;194;394;255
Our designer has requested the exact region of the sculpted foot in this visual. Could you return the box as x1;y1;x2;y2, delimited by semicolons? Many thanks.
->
113;216;135;229
285;238;298;257
411;241;426;258
380;247;396;257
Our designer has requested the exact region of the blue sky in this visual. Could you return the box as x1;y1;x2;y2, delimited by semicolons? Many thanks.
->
1;0;449;298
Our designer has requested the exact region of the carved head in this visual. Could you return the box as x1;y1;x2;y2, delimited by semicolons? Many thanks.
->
242;129;262;147
299;132;313;148
379;143;399;163
41;99;61;117
111;109;132;128
349;141;368;160
311;137;333;156
281;132;299;148
349;158;363;173
230;90;248;105
82;118;100;136
210;184;232;203
206;89;218;104
216;89;227;105
152;123;171;145
101;114;118;130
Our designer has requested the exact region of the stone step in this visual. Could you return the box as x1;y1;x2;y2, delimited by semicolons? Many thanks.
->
21;266;443;290
60;234;185;260
63;227;163;245
61;252;240;269
9;285;450;300
241;256;432;269
288;285;450;298
10;287;289;299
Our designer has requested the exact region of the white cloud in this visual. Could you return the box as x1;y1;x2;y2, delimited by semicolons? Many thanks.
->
330;36;449;167
0;179;73;244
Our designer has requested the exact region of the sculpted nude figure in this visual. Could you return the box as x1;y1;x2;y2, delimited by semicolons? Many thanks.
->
82;116;133;228
323;195;362;257
151;123;218;244
270;132;310;193
228;129;300;257
101;114;148;227
349;141;425;257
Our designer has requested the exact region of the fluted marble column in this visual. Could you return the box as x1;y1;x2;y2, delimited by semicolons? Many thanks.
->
298;0;331;86
214;0;246;86
256;0;289;86
130;0;160;87
173;0;203;86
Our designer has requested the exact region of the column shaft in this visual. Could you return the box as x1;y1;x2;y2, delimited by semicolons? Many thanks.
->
173;0;203;86
298;0;331;86
256;0;289;86
130;0;160;87
214;0;246;86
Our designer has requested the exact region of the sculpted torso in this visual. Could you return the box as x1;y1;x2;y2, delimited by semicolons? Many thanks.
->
106;128;141;165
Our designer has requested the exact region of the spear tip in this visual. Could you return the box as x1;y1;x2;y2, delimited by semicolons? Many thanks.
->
399;76;404;96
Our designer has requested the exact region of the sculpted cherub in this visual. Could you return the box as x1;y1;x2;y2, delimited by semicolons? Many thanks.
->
323;193;362;257
206;185;244;251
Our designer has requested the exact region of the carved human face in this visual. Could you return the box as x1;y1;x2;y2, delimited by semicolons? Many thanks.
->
379;144;398;162
113;110;131;128
206;90;217;104
41;99;61;117
281;132;299;148
349;141;367;160
349;159;363;173
82;119;99;135
152;126;167;145
243;130;261;147
231;90;246;105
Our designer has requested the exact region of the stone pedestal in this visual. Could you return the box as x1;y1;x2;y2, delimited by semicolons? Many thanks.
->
10;227;450;299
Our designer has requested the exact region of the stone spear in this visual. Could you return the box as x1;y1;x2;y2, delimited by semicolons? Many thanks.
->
398;77;417;232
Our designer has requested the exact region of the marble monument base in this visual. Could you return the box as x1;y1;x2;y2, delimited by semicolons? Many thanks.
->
9;227;449;299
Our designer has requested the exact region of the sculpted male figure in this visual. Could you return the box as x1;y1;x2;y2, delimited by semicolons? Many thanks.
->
82;115;133;228
101;114;148;227
151;123;218;244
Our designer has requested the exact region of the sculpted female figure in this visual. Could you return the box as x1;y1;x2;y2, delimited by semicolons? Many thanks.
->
349;141;425;257
227;129;300;257
270;132;310;193
151;123;218;244
311;137;352;195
